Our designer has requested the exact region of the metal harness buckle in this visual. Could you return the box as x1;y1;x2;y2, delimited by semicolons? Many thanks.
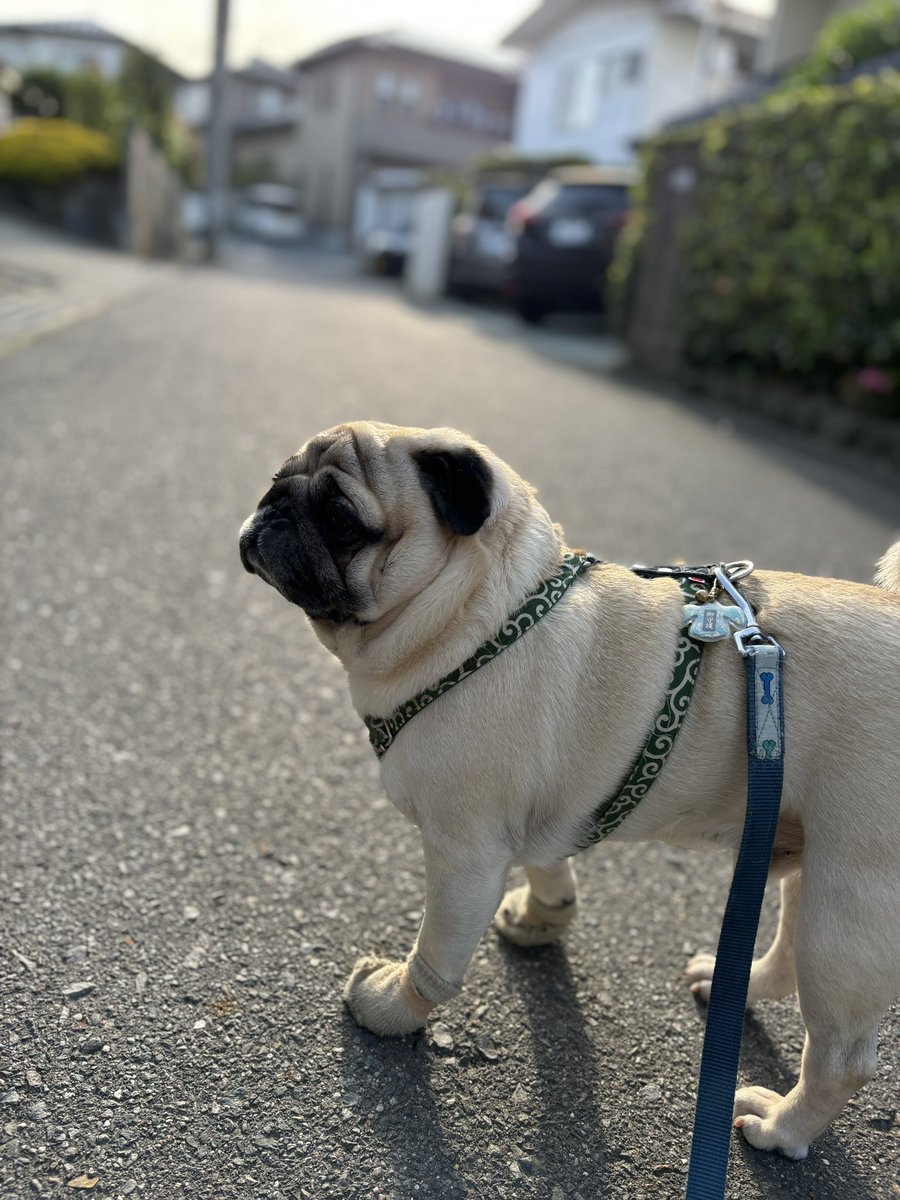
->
712;563;784;659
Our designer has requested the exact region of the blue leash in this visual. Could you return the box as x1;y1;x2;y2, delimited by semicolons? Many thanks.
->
684;575;786;1200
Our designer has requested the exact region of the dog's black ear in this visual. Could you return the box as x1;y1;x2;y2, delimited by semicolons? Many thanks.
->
413;447;492;536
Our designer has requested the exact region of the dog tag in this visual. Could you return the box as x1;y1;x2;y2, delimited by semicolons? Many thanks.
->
683;600;748;643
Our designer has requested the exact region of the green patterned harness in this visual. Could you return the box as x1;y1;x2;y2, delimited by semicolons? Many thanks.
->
364;554;707;844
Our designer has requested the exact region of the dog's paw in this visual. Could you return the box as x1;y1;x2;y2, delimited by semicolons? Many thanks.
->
733;1086;809;1159
342;955;433;1037
685;952;717;1002
494;885;577;947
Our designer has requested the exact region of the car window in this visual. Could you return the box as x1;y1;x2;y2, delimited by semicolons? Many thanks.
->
478;187;529;220
544;185;629;215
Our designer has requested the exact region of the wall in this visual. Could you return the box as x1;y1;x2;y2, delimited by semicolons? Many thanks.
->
639;18;703;131
296;60;359;235
756;0;862;73
126;123;183;258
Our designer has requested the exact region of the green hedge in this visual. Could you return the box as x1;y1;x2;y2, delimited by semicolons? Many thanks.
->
619;72;900;413
0;118;120;187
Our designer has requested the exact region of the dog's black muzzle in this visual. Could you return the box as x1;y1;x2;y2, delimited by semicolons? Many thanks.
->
238;502;353;622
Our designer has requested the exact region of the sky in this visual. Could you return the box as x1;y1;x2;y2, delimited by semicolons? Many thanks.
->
0;0;776;78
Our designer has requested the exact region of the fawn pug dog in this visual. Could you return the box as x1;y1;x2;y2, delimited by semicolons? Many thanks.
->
239;420;900;1160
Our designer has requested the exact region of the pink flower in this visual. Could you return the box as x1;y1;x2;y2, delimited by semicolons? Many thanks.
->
857;367;894;395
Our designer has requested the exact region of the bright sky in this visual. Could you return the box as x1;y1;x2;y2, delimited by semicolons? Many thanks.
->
0;0;776;78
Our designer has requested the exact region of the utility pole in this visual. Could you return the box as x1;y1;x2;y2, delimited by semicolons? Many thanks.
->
206;0;231;261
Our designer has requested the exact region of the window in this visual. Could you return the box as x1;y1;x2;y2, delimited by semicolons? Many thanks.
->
375;71;398;103
399;78;421;110
558;58;601;131
621;51;643;85
256;86;282;117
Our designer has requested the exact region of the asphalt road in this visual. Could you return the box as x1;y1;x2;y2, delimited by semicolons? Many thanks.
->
1;241;898;1200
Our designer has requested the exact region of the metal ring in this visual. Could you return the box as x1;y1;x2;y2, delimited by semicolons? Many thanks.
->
722;560;754;582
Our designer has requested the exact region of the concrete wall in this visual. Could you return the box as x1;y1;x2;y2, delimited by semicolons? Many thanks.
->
126;124;183;259
756;0;863;73
298;60;360;234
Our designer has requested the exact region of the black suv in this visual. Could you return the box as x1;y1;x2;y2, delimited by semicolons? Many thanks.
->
505;165;636;322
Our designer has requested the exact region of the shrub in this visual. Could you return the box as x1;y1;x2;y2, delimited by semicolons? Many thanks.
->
13;68;124;141
0;119;120;187
614;72;900;411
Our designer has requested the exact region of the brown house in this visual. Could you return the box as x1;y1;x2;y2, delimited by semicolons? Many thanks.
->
293;32;517;239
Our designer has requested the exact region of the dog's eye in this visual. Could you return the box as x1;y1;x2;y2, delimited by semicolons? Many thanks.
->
322;504;357;540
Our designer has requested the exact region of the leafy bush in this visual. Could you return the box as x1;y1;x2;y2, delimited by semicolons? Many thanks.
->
615;72;900;411
13;68;124;140
788;0;900;86
0;119;120;187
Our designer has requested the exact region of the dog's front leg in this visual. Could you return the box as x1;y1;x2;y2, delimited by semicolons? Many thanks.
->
343;841;509;1036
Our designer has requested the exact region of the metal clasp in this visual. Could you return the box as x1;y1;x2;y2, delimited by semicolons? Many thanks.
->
712;564;784;659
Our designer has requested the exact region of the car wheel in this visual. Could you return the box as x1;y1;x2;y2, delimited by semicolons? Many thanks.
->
515;297;548;325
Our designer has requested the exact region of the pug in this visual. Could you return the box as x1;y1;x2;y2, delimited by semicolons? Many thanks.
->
239;420;900;1160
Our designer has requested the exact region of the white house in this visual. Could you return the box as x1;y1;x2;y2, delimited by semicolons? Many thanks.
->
503;0;768;164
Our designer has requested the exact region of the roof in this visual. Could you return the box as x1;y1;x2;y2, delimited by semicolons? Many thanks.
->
504;0;768;51
231;58;299;90
294;30;517;78
183;59;299;91
550;163;639;186
0;19;185;82
0;20;127;45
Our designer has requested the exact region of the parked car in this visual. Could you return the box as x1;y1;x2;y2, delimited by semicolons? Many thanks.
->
232;184;305;244
447;175;533;297
505;165;637;322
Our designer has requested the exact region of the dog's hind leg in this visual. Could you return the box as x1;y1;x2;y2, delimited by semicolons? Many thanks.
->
733;855;898;1157
494;859;578;947
685;870;800;1004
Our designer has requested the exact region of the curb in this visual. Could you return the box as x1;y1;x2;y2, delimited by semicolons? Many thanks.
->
673;367;900;469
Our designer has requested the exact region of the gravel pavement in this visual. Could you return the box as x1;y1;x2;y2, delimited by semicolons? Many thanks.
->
1;240;898;1200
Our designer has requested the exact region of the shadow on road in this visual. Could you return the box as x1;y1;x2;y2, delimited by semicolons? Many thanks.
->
496;937;612;1189
338;1015;470;1199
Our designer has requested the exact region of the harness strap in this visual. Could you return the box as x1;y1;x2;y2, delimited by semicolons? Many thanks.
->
579;573;705;845
684;642;785;1200
364;552;598;758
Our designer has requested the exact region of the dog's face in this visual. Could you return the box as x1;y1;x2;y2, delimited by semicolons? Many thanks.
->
239;422;499;625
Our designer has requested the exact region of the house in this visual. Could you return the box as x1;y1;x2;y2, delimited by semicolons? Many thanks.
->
175;60;303;188
503;0;768;165
291;32;517;242
0;20;139;81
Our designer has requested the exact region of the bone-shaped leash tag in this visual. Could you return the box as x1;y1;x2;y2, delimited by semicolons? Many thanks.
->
682;600;748;643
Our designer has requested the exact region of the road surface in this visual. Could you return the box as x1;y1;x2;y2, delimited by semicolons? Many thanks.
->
1;233;898;1200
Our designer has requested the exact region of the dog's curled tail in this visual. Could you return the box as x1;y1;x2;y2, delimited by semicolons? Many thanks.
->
875;541;900;592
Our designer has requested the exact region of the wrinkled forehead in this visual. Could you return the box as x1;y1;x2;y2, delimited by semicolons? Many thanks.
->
272;423;403;525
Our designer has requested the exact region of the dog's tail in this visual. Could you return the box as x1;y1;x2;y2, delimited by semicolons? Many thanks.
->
875;541;900;592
